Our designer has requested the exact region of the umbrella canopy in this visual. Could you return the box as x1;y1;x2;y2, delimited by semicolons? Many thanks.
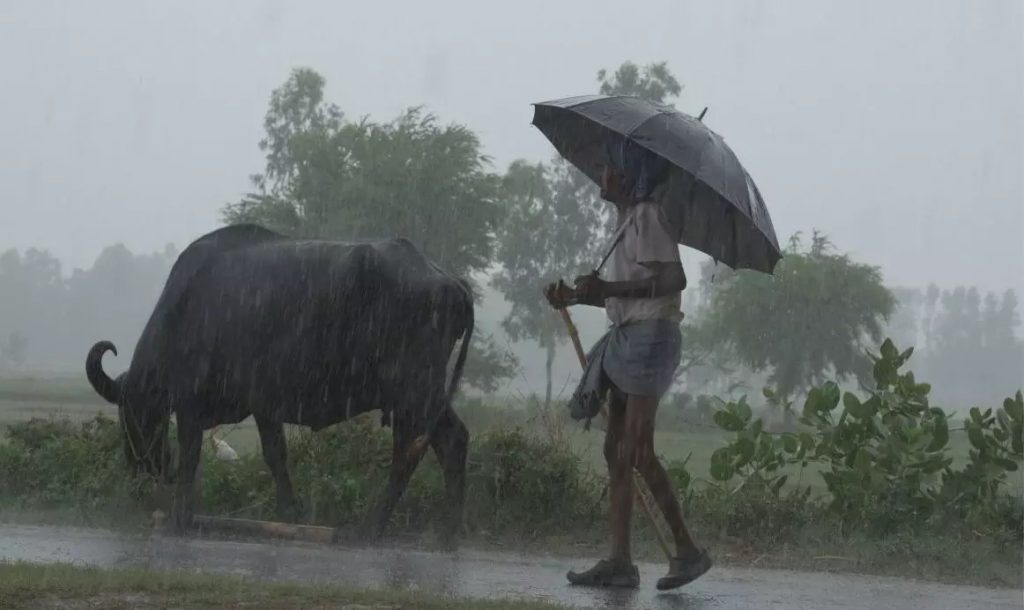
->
532;94;782;274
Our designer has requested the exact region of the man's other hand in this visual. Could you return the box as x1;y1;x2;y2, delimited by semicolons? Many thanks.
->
543;279;575;309
573;273;607;305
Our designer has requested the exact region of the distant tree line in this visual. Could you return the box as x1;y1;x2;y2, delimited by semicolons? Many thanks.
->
0;243;177;372
1;61;1019;410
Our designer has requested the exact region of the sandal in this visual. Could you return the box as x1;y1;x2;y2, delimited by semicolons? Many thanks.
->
566;559;640;588
656;548;712;590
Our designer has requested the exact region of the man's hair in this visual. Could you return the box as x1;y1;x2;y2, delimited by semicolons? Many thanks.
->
604;138;671;202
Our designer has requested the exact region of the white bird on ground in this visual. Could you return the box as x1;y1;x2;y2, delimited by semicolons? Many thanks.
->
208;435;239;461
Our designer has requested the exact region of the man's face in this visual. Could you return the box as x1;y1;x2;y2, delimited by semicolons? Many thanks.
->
600;166;633;206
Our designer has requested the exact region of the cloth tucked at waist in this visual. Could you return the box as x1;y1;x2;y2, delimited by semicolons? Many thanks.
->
567;318;682;426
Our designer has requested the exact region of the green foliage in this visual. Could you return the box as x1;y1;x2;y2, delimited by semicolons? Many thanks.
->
0;416;155;512
0;414;600;541
706;339;1022;538
490;159;605;404
597;61;682;105
701;232;896;399
466;428;601;536
801;340;954;532
937;391;1024;532
709;396;808;494
460;334;518;394
224;68;501;281
690;478;815;545
222;68;515;392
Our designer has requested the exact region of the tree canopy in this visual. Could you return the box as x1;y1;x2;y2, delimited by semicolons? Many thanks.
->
224;68;502;280
699;232;896;399
222;68;513;391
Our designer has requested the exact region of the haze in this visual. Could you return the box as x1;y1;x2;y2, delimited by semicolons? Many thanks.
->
1;0;1021;400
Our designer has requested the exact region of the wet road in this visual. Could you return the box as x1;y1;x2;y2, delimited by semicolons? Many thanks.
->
0;524;1019;609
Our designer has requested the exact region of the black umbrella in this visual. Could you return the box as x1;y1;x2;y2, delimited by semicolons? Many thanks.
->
532;94;782;274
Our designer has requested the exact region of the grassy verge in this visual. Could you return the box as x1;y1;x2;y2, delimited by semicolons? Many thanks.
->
1;387;1021;590
0;562;565;610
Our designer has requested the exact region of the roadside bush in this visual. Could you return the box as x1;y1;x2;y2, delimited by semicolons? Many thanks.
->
1;413;602;541
465;428;601;537
707;338;1023;539
0;415;155;513
690;480;817;545
3;348;1019;549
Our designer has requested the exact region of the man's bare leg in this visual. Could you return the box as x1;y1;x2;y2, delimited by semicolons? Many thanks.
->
624;394;698;556
606;389;634;565
626;393;712;589
566;390;639;587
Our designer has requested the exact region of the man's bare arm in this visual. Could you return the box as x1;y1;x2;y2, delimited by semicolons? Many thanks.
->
573;262;686;305
603;262;686;299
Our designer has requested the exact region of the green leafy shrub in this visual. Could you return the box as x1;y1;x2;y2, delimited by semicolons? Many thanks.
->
1;414;603;541
709;395;811;493
706;339;1022;539
0;415;155;513
800;341;954;533
690;478;816;544
937;391;1023;537
465;428;601;537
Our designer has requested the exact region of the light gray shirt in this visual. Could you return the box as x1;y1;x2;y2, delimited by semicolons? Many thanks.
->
604;201;683;325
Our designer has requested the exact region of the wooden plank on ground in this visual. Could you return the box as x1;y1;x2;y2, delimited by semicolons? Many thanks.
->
190;515;336;544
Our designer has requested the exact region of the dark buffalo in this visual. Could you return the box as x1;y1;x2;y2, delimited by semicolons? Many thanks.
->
86;225;473;542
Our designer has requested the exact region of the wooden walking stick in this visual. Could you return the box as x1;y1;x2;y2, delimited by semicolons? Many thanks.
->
557;306;674;561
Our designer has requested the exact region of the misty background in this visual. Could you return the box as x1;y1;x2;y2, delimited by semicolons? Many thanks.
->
1;1;1021;412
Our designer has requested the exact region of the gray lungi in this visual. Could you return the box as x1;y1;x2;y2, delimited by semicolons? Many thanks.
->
567;318;682;427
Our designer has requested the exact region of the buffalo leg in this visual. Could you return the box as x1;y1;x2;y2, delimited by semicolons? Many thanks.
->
429;406;468;547
255;416;300;522
170;416;202;534
365;419;426;541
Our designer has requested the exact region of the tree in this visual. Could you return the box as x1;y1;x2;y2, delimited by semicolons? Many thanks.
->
598;61;682;105
225;69;502;279
492;61;683;405
0;243;176;368
0;248;65;368
887;286;924;352
491;160;605;406
223;68;514;391
700;231;896;400
0;331;27;369
922;286;1023;407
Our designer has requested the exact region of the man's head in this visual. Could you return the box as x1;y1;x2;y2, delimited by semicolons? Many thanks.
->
603;138;671;208
600;165;636;209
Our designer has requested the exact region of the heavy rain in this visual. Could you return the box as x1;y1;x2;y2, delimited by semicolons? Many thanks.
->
0;2;1021;609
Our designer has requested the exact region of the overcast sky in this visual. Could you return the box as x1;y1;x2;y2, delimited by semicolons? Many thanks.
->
1;0;1021;295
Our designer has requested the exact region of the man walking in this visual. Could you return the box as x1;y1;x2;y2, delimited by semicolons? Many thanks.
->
544;154;711;590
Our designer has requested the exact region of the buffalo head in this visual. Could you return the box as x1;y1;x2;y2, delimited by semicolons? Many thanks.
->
86;341;173;479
